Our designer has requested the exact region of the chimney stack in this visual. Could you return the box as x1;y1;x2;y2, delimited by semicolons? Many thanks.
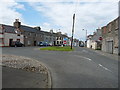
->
13;19;21;28
34;26;41;31
50;29;53;33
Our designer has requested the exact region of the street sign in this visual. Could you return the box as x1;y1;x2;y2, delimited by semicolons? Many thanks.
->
99;37;102;40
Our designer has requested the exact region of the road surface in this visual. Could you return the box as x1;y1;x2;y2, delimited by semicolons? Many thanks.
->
2;47;118;88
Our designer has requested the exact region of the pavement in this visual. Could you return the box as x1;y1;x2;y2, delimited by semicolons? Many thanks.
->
2;46;119;88
2;66;47;88
1;54;51;89
84;47;119;61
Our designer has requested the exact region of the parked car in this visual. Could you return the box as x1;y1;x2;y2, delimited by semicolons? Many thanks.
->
79;44;84;47
38;42;50;46
11;41;24;47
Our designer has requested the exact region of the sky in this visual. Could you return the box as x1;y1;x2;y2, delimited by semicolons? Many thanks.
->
0;0;119;41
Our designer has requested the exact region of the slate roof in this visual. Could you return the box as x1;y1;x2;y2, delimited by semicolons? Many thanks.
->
20;25;38;33
0;24;38;33
0;24;16;33
0;24;69;38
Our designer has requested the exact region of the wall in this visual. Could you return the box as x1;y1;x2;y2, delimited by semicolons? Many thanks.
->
101;18;119;55
0;34;4;46
87;40;92;48
3;33;24;46
91;42;97;49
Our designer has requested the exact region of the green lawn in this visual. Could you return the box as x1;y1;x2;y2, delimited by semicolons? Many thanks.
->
40;46;74;51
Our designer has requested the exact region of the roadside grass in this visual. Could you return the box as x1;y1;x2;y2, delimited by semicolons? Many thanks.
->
40;46;74;51
95;48;101;50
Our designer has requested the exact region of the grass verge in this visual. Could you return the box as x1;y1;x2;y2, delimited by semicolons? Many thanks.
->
40;46;74;51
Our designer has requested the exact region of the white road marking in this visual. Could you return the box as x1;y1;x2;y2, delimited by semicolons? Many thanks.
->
99;64;102;67
84;57;92;61
99;64;112;72
74;55;92;61
74;55;112;72
82;50;88;53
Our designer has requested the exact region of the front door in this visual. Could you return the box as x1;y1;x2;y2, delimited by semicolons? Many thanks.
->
34;41;36;46
9;39;13;47
107;41;113;54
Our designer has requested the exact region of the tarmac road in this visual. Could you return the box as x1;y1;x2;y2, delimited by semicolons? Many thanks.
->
2;47;118;88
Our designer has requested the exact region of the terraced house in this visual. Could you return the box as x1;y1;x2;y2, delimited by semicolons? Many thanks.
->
86;29;102;50
0;24;24;47
0;19;70;47
101;17;119;55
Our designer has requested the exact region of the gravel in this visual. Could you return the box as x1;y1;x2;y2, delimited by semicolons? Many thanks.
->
1;54;52;88
0;54;48;74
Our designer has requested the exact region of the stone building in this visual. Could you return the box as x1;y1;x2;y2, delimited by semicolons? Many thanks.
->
13;19;43;46
0;19;71;47
86;28;102;50
0;24;24;47
91;29;102;49
101;18;119;54
41;30;56;46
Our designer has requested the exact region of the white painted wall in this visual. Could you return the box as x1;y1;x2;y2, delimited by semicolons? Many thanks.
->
87;40;92;48
91;42;97;49
3;33;24;46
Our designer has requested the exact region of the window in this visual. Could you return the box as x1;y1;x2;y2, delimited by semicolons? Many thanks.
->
17;34;20;36
59;37;61;40
28;33;31;36
28;41;31;45
40;35;42;37
57;41;59;44
35;34;37;37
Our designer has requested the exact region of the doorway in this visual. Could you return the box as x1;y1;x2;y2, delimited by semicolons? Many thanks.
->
9;39;13;47
107;41;113;54
34;41;36;46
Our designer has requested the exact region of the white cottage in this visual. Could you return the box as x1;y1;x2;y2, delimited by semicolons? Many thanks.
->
0;24;24;47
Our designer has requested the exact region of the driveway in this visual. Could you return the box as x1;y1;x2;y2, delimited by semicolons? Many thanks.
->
2;47;118;88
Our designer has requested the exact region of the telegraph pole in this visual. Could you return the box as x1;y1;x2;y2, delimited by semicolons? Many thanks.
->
118;1;120;56
71;13;75;49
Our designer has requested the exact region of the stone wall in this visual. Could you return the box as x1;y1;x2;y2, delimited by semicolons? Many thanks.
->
101;18;119;55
